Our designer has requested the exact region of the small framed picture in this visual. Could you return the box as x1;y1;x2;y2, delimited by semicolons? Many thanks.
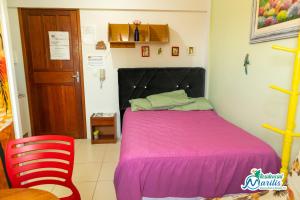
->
188;47;194;55
141;46;150;57
172;46;179;56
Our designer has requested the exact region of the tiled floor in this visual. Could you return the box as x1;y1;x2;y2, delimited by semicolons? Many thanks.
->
33;139;120;200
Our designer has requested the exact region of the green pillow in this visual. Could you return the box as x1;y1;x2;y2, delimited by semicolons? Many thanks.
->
129;98;153;111
130;98;176;111
146;90;193;108
170;97;213;111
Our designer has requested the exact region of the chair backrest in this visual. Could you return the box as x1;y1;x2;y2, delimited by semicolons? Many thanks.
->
5;135;80;200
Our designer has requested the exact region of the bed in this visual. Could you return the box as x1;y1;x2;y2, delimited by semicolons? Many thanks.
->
114;68;280;200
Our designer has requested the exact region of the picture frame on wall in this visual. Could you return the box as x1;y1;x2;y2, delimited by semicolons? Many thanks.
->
0;0;17;134
172;46;179;56
188;47;194;55
141;46;150;57
250;0;300;44
0;24;12;125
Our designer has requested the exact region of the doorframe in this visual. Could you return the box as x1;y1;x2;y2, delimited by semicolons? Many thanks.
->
18;8;87;139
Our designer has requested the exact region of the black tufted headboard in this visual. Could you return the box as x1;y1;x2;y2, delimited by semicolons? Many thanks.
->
118;67;206;123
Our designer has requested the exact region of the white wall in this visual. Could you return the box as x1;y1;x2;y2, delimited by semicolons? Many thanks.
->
7;1;211;138
209;0;300;159
82;10;210;138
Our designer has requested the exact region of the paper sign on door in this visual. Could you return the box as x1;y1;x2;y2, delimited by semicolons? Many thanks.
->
48;31;70;60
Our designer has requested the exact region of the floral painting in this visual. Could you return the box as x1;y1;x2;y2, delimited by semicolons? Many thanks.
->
250;0;300;43
0;24;12;130
258;0;300;28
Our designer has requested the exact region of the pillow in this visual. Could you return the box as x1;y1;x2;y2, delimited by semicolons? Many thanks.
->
129;98;152;111
146;90;194;108
170;97;213;111
129;98;174;111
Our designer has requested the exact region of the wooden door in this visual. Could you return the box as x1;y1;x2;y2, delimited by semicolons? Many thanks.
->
19;9;86;138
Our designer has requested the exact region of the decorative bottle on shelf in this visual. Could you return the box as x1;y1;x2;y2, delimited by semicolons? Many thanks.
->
133;20;141;42
134;26;139;41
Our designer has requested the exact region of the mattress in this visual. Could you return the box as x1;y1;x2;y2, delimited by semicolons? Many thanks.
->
114;109;280;200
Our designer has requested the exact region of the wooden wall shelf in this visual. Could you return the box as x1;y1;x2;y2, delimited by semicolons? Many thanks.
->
108;23;169;48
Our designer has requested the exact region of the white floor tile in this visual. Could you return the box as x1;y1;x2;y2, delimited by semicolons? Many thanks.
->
77;139;91;145
75;144;106;163
75;181;97;200
68;139;120;199
31;184;55;192
106;141;121;153
72;162;102;182
103;151;120;163
74;139;83;149
99;162;117;181
52;185;72;198
93;181;117;200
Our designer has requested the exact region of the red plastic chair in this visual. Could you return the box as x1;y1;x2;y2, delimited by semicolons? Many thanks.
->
5;135;80;200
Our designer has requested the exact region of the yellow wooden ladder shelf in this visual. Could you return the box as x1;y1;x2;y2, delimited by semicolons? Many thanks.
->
262;33;300;183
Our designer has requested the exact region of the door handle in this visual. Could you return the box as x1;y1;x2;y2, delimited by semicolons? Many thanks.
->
18;94;26;98
72;71;80;83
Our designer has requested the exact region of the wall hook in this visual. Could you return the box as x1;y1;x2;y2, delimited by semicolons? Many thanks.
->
244;54;250;75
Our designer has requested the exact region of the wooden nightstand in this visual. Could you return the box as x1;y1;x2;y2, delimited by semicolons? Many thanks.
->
90;113;117;144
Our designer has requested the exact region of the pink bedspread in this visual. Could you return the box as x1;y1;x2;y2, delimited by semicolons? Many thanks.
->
114;109;280;200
